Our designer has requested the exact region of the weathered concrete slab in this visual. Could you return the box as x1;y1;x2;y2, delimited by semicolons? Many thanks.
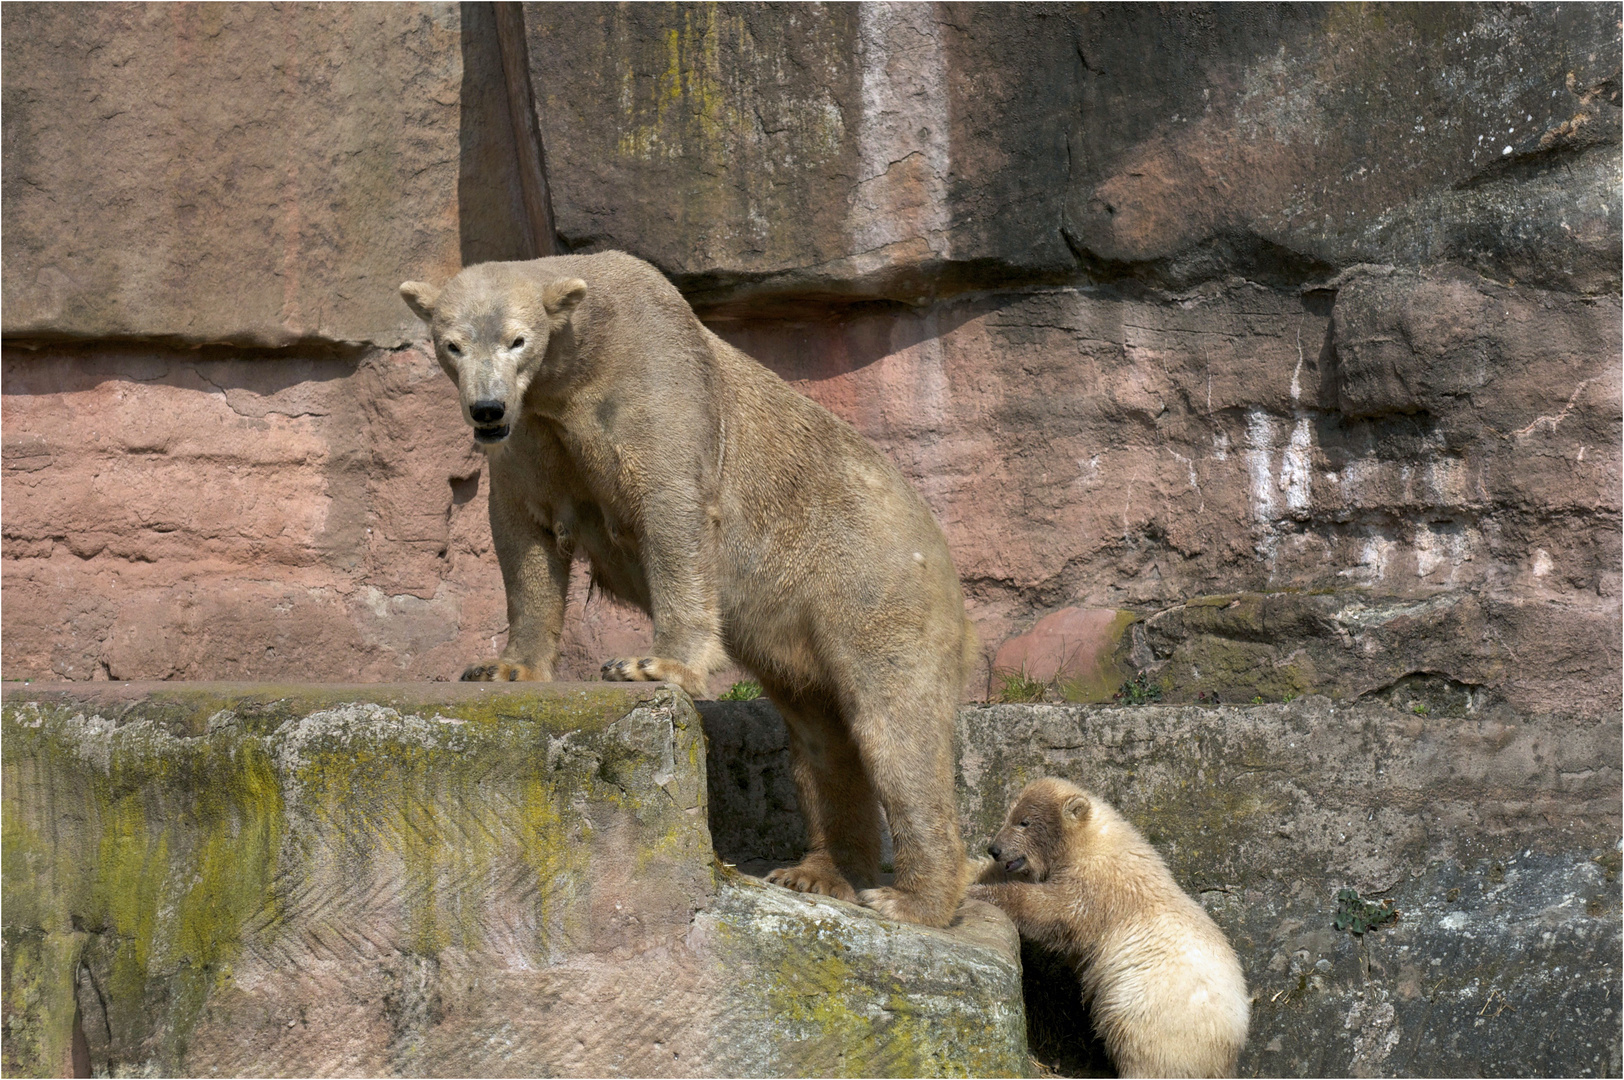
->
1;683;1028;1078
701;697;1623;1077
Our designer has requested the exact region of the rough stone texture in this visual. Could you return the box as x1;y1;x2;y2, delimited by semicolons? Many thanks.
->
0;3;470;347
3;3;1618;729
697;696;1623;1077
8;266;1615;723
717;268;1621;722
1;9;1620;1069
522;3;1621;307
0;345;659;686
0;683;1028;1078
989;607;1136;699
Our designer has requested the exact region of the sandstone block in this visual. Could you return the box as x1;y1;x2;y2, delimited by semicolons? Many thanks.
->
1;683;1028;1078
516;3;1620;310
989;607;1136;701
1;4;467;347
956;699;1622;1077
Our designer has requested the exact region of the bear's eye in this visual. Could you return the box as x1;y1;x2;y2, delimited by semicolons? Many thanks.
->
445;341;462;356
511;337;525;350
1017;820;1029;828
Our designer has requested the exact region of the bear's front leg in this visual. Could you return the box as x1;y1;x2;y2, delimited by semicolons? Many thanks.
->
462;483;570;682
966;881;1079;953
597;488;725;698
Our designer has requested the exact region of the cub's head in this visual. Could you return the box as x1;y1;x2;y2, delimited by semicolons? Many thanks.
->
398;265;587;445
986;776;1095;882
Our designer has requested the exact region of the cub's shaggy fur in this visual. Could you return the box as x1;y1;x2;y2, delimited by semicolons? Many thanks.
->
399;252;976;927
970;777;1249;1077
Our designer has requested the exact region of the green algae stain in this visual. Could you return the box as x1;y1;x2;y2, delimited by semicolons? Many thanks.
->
710;890;1027;1078
1;929;87;1079
1;705;296;1075
518;772;588;956
1;802;48;932
2;689;704;1072
171;739;283;971
90;792;168;1010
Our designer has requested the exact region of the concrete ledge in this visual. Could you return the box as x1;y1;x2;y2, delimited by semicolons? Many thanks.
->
1;683;1027;1078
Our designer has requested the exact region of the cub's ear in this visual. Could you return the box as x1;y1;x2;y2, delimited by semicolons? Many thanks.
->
399;281;440;322
1062;794;1091;822
542;277;588;317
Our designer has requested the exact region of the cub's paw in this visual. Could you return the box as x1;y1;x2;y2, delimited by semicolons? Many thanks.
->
461;661;540;682
858;886;957;928
765;859;858;903
968;855;1007;884
599;656;706;698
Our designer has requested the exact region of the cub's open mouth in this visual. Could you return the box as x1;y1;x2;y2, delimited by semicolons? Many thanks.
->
473;424;510;444
1003;856;1028;874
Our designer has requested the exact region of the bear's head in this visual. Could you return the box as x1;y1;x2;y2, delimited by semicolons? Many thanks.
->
985;776;1093;881
399;264;587;445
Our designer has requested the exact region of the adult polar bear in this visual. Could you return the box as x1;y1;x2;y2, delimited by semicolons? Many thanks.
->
400;252;976;927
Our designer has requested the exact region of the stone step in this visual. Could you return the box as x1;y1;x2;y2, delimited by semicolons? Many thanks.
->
0;683;1026;1078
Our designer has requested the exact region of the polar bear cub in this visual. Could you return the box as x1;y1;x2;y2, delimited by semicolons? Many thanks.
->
970;777;1249;1078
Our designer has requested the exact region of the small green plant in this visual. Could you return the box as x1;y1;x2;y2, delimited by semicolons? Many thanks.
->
1113;671;1163;706
1333;887;1399;935
1251;694;1265;705
719;680;763;701
995;667;1047;704
1282;692;1296;704
1411;702;1429;716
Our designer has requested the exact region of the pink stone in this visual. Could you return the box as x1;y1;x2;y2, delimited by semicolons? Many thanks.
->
991;607;1135;694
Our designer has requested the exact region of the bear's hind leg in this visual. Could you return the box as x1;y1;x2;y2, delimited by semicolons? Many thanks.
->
849;686;968;928
764;690;883;903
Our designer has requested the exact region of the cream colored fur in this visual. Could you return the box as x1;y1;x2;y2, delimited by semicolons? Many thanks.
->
400;251;976;927
970;777;1249;1077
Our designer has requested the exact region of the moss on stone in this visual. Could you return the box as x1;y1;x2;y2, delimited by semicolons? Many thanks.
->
0;683;657;739
1;928;85;1078
1057;609;1141;704
3;686;1025;1076
708;877;1029;1077
0;686;702;1075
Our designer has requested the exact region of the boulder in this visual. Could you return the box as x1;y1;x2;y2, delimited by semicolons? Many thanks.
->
0;683;1028;1078
988;607;1137;701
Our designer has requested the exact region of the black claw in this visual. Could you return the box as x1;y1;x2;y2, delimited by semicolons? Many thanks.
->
638;658;654;672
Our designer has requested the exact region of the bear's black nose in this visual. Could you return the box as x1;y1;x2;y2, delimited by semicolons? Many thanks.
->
987;842;1003;860
470;399;506;424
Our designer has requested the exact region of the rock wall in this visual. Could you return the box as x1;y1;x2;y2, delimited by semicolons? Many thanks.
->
3;2;1617;725
1;8;1619;1072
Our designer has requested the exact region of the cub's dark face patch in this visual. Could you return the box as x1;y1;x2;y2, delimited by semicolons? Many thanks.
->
988;791;1063;881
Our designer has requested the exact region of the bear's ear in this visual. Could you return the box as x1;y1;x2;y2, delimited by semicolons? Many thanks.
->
543;277;588;317
1062;794;1091;822
399;281;440;322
